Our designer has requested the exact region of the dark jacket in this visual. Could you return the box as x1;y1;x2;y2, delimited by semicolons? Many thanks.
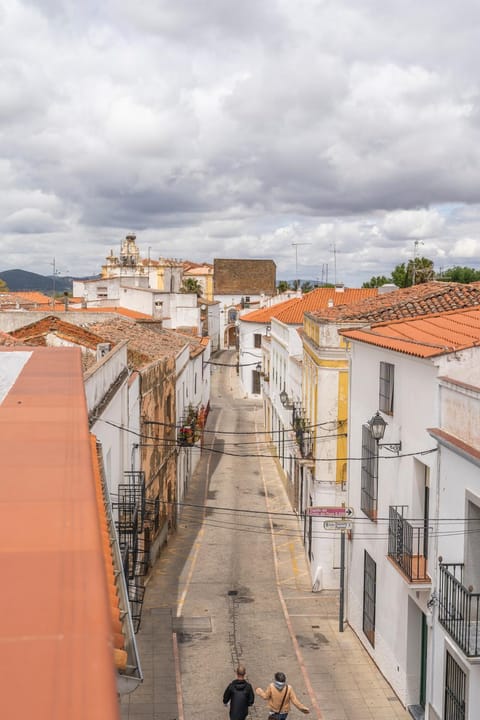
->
223;678;255;720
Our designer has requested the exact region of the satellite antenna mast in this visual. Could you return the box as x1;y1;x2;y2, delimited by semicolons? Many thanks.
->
292;242;312;290
331;240;337;285
412;239;424;286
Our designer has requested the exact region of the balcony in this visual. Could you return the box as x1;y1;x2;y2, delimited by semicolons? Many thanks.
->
292;402;313;460
439;563;480;657
387;506;430;583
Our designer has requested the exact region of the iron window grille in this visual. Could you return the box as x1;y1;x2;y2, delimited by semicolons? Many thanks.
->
363;550;376;648
444;651;466;720
361;424;378;521
379;361;394;415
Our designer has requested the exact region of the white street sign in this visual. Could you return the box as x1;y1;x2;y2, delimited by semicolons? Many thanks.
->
323;520;353;531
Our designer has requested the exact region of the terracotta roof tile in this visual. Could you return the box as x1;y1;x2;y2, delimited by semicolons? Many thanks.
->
0;329;21;346
9;315;106;348
308;282;480;323
242;287;377;325
339;307;480;358
0;291;64;310
74;306;152;319
88;317;196;365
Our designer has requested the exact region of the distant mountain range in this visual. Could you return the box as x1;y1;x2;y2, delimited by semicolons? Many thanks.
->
0;269;96;294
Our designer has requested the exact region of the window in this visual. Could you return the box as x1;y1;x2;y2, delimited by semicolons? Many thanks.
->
254;333;262;348
363;551;376;648
361;424;378;521
379;362;394;414
444;652;466;720
252;370;261;395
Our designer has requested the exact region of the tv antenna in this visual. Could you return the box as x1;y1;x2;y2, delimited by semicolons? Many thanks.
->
412;239;424;285
292;242;311;290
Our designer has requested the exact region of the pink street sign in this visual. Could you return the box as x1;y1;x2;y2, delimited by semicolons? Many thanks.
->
306;506;354;518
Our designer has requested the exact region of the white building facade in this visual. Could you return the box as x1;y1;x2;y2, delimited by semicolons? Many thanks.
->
428;376;480;720
342;312;480;718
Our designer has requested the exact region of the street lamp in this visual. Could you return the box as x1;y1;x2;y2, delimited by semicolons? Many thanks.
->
367;411;402;454
280;385;293;409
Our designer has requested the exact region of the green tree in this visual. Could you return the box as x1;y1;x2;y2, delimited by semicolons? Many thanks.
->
0;278;8;292
409;256;435;285
437;266;480;283
391;257;434;287
301;281;314;293
391;262;408;288
180;277;203;297
362;275;392;288
277;280;290;293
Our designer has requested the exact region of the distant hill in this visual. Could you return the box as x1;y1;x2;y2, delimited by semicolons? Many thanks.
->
0;269;95;294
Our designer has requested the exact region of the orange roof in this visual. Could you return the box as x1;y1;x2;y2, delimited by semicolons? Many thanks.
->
0;291;65;310
0;347;119;718
0;329;20;346
9;315;107;347
12;291;56;305
339;307;480;358
73;306;152;319
90;436;127;672
241;287;377;325
308;281;480;324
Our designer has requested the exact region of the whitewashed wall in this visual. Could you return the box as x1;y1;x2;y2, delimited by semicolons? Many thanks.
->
238;319;264;396
428;376;480;720
84;341;134;496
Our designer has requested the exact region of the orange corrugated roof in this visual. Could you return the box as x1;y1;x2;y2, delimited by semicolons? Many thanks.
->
241;288;377;325
0;347;119;719
340;307;480;357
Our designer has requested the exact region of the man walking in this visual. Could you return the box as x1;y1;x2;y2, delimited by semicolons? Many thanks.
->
223;665;255;720
256;671;309;718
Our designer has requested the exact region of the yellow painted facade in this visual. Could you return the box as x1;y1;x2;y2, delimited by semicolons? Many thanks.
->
302;317;350;485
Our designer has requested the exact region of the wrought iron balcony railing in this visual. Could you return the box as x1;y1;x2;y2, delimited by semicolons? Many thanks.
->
439;563;480;657
292;402;313;459
388;506;430;582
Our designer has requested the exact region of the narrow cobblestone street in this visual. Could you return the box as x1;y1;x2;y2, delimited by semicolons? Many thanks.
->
121;353;411;720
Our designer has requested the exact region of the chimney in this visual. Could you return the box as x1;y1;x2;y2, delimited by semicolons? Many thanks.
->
327;299;334;308
335;283;345;293
153;299;163;321
96;343;111;361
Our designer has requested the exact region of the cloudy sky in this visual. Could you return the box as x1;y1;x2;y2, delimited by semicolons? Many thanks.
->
2;0;480;285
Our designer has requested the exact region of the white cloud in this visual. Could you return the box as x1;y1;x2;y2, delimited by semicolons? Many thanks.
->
1;0;480;284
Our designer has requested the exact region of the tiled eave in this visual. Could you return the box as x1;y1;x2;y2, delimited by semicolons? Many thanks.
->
427;427;480;467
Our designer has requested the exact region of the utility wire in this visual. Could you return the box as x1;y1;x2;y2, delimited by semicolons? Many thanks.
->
98;416;437;462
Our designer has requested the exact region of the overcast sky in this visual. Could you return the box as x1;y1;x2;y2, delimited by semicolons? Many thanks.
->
2;0;480;285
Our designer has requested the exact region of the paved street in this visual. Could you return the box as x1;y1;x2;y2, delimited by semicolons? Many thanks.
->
120;352;410;720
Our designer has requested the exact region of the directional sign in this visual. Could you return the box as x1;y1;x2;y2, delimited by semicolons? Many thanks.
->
306;506;354;518
323;520;353;531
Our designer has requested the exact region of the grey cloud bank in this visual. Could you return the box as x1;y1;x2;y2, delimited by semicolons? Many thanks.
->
2;0;480;285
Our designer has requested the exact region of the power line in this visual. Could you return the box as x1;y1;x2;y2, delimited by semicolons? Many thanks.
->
97;417;438;462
